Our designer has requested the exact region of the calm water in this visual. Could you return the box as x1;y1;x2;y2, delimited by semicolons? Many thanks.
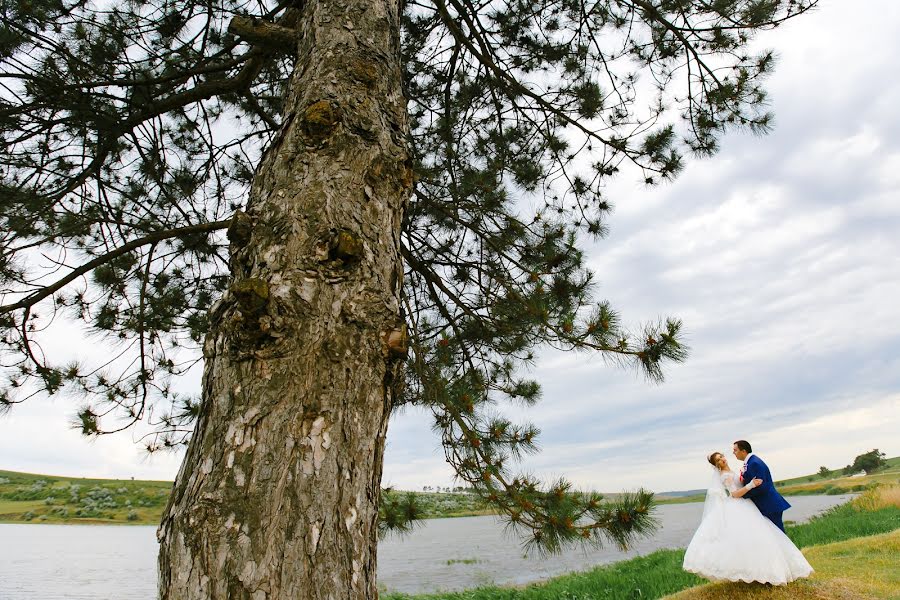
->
0;495;852;599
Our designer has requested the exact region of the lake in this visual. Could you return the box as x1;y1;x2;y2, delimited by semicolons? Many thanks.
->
0;495;852;599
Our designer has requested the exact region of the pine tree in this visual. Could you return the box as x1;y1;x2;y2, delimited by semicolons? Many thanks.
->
1;0;817;597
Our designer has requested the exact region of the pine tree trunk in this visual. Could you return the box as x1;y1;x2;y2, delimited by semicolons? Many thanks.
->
157;0;410;597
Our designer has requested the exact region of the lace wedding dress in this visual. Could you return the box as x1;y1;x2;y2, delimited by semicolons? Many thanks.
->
682;469;813;584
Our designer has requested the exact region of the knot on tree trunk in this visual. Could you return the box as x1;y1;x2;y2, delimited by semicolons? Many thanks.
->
301;100;340;145
329;230;363;263
231;278;270;315
365;155;415;194
227;210;253;246
383;324;408;358
349;57;379;88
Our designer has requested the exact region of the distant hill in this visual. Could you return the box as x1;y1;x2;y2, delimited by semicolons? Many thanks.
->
0;469;490;525
0;468;171;525
774;455;900;487
657;489;705;498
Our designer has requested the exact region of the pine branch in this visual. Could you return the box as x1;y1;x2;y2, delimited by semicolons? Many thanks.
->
0;220;230;315
228;16;299;51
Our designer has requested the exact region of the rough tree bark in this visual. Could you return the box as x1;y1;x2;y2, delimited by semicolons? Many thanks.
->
157;0;411;597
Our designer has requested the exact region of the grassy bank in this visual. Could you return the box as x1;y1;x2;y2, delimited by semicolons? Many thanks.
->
382;486;900;600
0;469;171;525
0;469;491;525
786;485;900;548
385;550;706;600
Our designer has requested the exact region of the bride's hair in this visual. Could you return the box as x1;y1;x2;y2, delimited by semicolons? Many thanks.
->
707;452;723;469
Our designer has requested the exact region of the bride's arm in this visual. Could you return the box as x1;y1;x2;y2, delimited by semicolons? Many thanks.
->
731;478;762;498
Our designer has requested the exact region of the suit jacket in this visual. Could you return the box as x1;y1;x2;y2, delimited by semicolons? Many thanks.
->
740;454;790;515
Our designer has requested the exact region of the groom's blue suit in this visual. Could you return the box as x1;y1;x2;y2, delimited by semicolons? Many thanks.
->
741;454;791;532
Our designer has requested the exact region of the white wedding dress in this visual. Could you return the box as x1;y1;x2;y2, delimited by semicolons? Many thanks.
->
682;469;813;584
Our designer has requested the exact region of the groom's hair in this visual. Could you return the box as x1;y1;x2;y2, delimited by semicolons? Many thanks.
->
734;440;752;453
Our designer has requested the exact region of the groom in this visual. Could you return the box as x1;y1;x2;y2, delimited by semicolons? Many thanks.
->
734;440;791;532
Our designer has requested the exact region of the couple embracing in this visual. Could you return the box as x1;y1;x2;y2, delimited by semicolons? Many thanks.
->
682;440;814;585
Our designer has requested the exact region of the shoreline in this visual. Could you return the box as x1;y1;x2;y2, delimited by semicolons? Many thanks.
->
0;491;853;527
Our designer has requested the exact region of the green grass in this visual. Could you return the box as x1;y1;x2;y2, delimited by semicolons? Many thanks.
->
0;468;492;524
656;494;705;505
665;529;900;600
773;456;900;499
382;487;900;600
409;492;491;519
787;502;900;548
385;550;704;600
0;469;172;525
775;456;900;488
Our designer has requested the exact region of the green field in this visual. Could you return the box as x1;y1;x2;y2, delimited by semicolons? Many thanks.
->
773;455;900;497
0;469;491;525
775;455;900;487
0;469;172;525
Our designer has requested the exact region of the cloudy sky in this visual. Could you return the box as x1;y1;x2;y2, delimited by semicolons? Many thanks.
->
2;0;899;493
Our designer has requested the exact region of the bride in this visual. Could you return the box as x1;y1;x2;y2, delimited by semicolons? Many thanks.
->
682;452;814;585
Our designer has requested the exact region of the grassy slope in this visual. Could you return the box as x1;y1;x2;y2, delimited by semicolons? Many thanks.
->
664;529;900;600
382;486;900;600
0;469;490;524
0;469;172;525
776;459;900;497
776;456;900;487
